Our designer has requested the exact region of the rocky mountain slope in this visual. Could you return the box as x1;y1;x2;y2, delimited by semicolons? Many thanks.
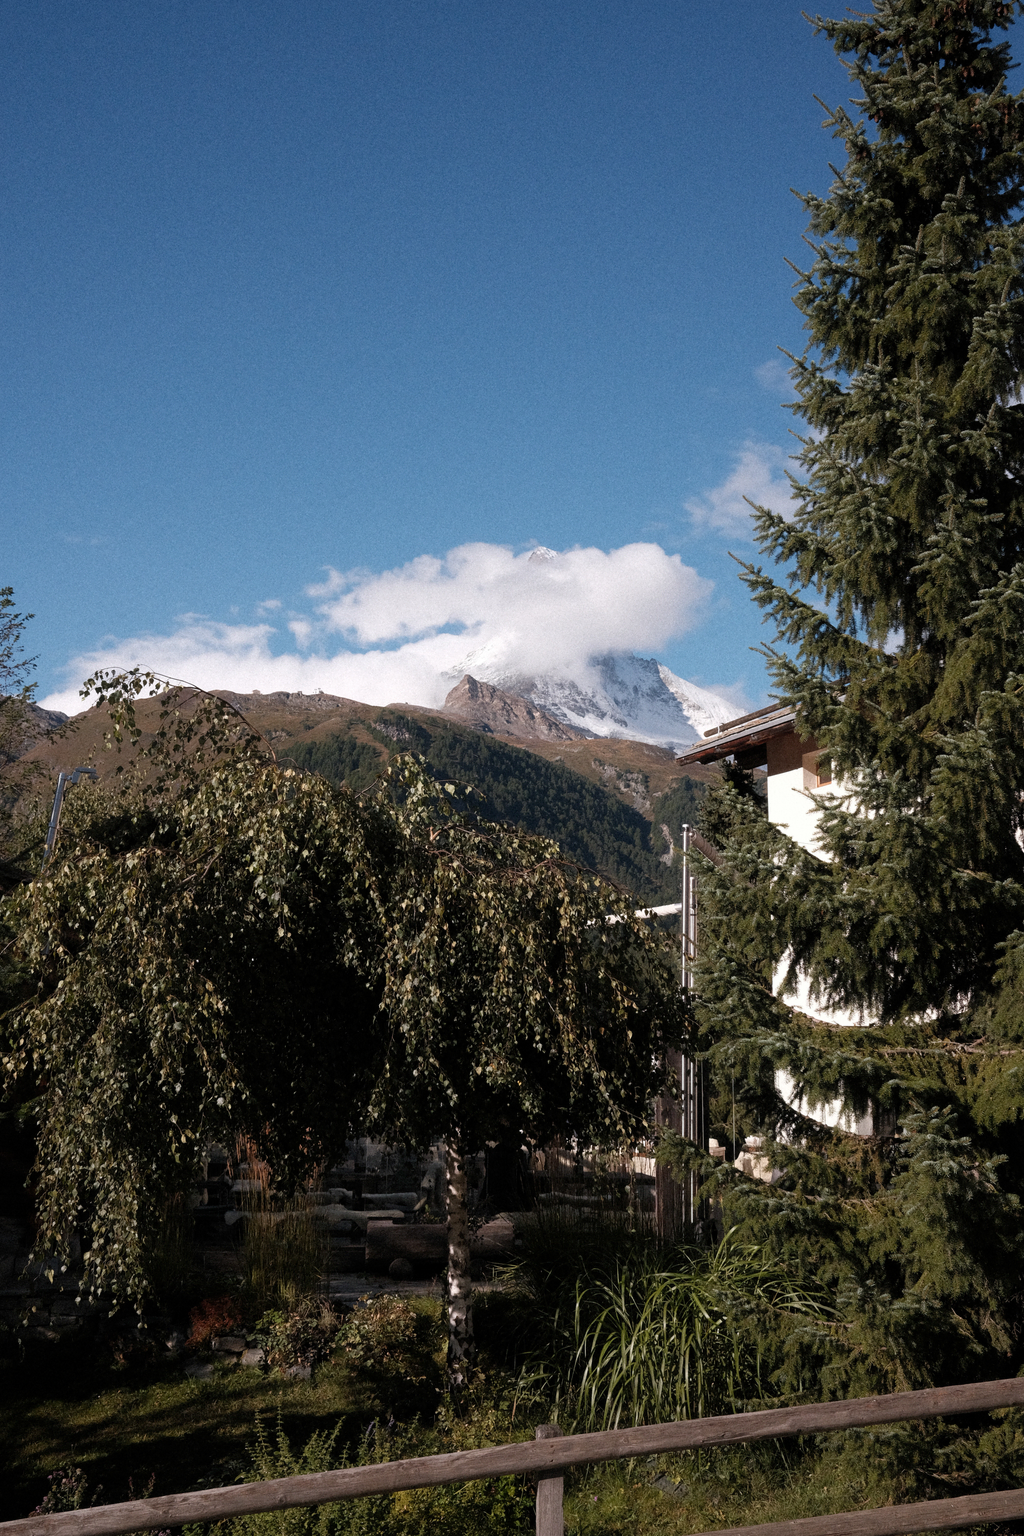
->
444;646;735;749
441;675;586;742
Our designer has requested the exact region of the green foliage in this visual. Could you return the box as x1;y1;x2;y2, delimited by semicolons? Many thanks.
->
242;1208;328;1314
509;1216;829;1430
692;0;1024;1409
284;717;704;904
281;732;389;795
3;753;386;1305
339;1295;441;1385
254;1298;343;1371
225;1407;533;1536
364;758;685;1160
1;673;685;1321
338;1294;445;1415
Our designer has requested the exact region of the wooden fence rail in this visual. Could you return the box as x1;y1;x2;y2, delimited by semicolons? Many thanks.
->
2;1377;1022;1536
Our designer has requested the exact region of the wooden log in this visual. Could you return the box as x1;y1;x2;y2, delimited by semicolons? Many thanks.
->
3;1378;1022;1536
535;1424;564;1536
364;1217;515;1275
690;1488;1024;1536
365;1222;446;1273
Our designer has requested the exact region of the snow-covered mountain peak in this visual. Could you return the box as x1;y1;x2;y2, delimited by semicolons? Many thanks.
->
443;648;736;751
657;665;736;738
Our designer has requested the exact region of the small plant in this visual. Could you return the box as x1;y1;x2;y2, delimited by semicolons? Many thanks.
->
32;1466;99;1514
509;1220;832;1432
234;1141;328;1311
188;1294;246;1349
340;1295;440;1385
254;1295;343;1372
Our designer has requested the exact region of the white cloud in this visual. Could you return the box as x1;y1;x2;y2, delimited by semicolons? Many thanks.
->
41;540;714;714
685;441;794;535
754;358;792;396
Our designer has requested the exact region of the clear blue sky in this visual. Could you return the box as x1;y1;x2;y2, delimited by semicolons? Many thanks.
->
1;2;914;710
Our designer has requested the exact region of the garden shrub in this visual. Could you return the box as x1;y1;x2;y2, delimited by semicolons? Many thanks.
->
188;1295;246;1350
255;1296;343;1372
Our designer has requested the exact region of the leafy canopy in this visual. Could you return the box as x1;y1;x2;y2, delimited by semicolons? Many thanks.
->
2;672;684;1305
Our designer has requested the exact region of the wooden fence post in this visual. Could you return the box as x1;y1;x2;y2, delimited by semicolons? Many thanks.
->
535;1423;564;1536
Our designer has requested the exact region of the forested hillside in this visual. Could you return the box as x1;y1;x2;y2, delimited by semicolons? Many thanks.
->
18;686;714;903
282;709;708;903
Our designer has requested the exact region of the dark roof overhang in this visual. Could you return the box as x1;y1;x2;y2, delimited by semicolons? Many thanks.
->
676;702;797;767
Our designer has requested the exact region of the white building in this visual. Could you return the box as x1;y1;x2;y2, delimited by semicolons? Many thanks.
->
677;703;878;1137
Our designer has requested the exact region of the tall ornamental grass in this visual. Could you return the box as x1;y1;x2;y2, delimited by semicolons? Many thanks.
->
509;1212;830;1430
236;1140;327;1310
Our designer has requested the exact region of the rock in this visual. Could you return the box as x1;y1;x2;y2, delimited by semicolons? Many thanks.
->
651;1475;689;1499
280;1363;311;1380
185;1358;214;1379
363;1191;420;1211
442;675;587;742
211;1335;247;1352
241;1347;266;1367
388;1257;414;1281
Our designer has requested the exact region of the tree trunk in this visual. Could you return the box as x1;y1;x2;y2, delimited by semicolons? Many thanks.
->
445;1142;476;1387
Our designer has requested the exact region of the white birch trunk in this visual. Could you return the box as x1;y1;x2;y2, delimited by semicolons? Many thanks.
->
445;1142;476;1386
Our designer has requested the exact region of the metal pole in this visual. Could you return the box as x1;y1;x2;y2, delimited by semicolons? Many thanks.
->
42;767;98;868
535;1424;564;1536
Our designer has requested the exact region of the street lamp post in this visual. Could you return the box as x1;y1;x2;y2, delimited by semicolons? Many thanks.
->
42;766;98;868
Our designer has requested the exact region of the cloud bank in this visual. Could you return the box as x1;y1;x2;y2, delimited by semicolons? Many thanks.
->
686;441;794;534
42;541;713;714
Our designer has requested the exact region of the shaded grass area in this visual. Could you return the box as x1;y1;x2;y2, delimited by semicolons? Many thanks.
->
0;1335;371;1519
563;1441;873;1536
0;1324;892;1535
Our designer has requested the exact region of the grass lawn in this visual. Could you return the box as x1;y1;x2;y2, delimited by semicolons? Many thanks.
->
0;1334;371;1520
0;1326;879;1536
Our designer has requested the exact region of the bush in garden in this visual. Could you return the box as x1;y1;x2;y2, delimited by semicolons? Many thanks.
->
254;1295;343;1371
32;1467;98;1514
187;1294;246;1349
340;1295;442;1386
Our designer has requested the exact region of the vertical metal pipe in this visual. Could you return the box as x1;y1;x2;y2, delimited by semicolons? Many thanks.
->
42;767;98;870
42;773;70;868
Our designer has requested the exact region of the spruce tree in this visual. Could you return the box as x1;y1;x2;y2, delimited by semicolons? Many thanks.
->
692;0;1024;1409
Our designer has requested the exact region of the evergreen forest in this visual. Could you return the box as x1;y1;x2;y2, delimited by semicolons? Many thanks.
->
283;711;708;905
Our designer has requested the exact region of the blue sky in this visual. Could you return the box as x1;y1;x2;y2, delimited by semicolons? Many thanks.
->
3;2;881;711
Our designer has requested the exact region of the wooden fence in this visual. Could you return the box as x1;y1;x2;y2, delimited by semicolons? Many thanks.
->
2;1377;1022;1536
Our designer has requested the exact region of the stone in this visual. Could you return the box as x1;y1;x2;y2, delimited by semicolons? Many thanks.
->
184;1358;214;1379
388;1257;414;1281
50;1315;82;1331
651;1475;689;1499
280;1363;311;1379
241;1347;266;1367
211;1335;247;1352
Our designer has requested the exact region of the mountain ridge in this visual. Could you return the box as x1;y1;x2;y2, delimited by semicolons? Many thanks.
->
444;647;735;748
